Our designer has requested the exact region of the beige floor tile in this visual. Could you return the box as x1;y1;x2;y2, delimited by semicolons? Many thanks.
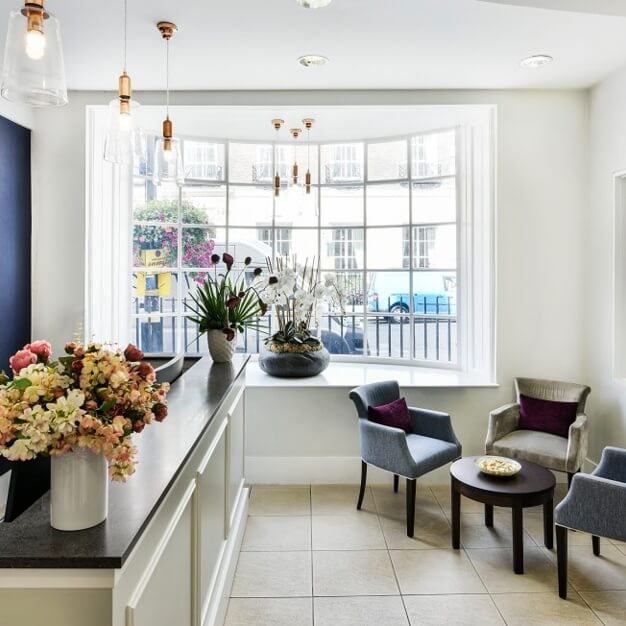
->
224;597;313;626
249;486;311;516
466;546;559;593
379;507;452;550
311;484;376;515
231;551;312;597
580;591;626;625
431;485;485;516
524;514;590;547
460;516;536;549
544;543;626;592
312;514;386;550
242;516;311;551
492;591;601;625
373;485;441;522
403;594;504;625
314;596;409;626
389;548;486;594
312;550;399;596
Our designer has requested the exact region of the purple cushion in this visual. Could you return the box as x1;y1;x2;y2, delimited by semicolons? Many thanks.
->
518;393;578;438
368;397;411;433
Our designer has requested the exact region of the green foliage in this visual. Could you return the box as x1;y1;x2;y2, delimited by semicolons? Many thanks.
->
266;320;322;347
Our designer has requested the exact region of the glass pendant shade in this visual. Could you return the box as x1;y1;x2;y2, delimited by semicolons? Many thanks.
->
104;98;145;165
1;7;67;107
153;134;183;186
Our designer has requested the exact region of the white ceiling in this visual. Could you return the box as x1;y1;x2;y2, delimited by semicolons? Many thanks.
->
2;0;626;90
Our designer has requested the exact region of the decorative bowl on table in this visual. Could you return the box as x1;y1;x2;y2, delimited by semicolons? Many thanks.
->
474;455;521;477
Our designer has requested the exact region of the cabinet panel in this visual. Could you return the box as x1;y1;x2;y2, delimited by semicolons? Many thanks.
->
126;483;195;626
197;420;227;620
227;389;245;525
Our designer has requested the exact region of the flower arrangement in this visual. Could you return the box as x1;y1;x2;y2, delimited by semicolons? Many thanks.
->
0;340;169;481
186;252;266;342
258;256;345;353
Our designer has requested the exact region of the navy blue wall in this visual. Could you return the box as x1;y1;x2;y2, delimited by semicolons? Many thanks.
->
0;115;31;373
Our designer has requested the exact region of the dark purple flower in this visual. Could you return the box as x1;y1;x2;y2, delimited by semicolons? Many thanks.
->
244;256;252;266
226;296;239;310
269;275;278;285
253;267;262;276
211;253;220;264
223;253;234;270
222;328;236;341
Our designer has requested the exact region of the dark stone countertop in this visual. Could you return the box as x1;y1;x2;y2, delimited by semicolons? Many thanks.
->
0;354;249;569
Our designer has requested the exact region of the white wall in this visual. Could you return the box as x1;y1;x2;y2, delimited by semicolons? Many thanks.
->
29;89;589;482
584;67;626;462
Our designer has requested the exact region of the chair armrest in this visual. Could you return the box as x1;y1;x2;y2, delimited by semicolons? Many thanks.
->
359;418;416;478
593;446;626;483
555;473;626;541
485;403;519;452
565;414;588;473
408;407;461;450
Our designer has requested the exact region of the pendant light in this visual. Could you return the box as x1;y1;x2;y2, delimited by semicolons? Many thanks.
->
290;127;302;186
303;118;315;194
104;0;144;165
153;21;183;186
1;0;67;106
271;118;284;197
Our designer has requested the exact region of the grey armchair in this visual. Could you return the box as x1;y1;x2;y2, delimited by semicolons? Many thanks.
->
486;377;591;485
555;446;626;599
349;380;462;537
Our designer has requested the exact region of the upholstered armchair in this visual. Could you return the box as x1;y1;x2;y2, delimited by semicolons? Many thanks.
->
349;380;462;537
486;377;591;484
555;447;626;599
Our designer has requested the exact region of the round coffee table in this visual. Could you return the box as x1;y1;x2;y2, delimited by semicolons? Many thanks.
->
450;456;556;574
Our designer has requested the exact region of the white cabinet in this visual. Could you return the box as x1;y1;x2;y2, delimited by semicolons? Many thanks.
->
226;388;245;529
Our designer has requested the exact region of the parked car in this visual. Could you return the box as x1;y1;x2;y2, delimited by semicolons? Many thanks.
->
367;271;456;321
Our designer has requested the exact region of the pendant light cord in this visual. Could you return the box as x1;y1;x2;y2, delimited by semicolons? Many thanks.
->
165;38;170;119
123;0;128;72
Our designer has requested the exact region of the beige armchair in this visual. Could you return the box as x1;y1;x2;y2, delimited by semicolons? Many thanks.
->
486;378;591;485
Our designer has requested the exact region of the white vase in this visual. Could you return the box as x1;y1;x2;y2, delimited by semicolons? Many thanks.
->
207;329;236;363
50;447;109;531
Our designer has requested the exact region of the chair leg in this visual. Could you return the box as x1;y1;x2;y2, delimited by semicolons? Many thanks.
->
556;525;568;599
393;474;399;493
357;461;367;510
592;535;601;557
406;478;416;538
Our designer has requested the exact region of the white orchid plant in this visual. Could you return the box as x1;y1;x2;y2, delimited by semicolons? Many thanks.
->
258;256;346;351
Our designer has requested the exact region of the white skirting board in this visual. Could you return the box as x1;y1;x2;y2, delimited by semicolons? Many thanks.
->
245;456;572;486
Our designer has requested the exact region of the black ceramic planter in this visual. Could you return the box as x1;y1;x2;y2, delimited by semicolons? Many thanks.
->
258;345;330;378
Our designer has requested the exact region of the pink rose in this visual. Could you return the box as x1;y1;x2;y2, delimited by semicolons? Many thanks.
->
64;341;78;354
74;346;85;358
25;340;52;362
9;349;37;374
133;420;146;433
72;359;84;373
124;344;144;362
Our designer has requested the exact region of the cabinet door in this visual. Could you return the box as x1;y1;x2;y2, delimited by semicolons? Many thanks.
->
126;482;195;626
197;419;228;622
227;388;245;527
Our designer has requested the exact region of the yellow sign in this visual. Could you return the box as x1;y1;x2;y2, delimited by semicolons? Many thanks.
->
136;272;172;297
141;249;167;268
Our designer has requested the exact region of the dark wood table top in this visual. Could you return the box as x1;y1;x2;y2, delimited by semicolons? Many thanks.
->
450;456;556;495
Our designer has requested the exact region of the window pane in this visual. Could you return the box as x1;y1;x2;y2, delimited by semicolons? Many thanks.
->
316;311;366;356
285;228;318;262
182;227;225;268
276;143;319;185
406;224;456;270
229;143;272;184
321;143;364;184
366;183;409;226
321;228;364;270
321;186;363;227
183;140;225;181
275;186;318;227
181;185;226;225
229;184;273;226
225;229;274;266
411;130;456;178
131;316;178;354
181;317;209;355
132;133;153;178
366;227;405;269
366;271;410;315
132;272;179;315
133;226;178;268
367;315;411;359
412;178;456;224
133;181;179;223
368;140;407;181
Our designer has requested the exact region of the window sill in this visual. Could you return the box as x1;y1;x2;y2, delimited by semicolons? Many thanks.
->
244;360;498;389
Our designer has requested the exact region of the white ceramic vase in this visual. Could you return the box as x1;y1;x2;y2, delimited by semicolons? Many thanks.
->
50;447;109;531
207;329;236;363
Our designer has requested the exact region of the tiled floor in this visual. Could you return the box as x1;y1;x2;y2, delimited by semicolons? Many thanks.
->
225;483;626;625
